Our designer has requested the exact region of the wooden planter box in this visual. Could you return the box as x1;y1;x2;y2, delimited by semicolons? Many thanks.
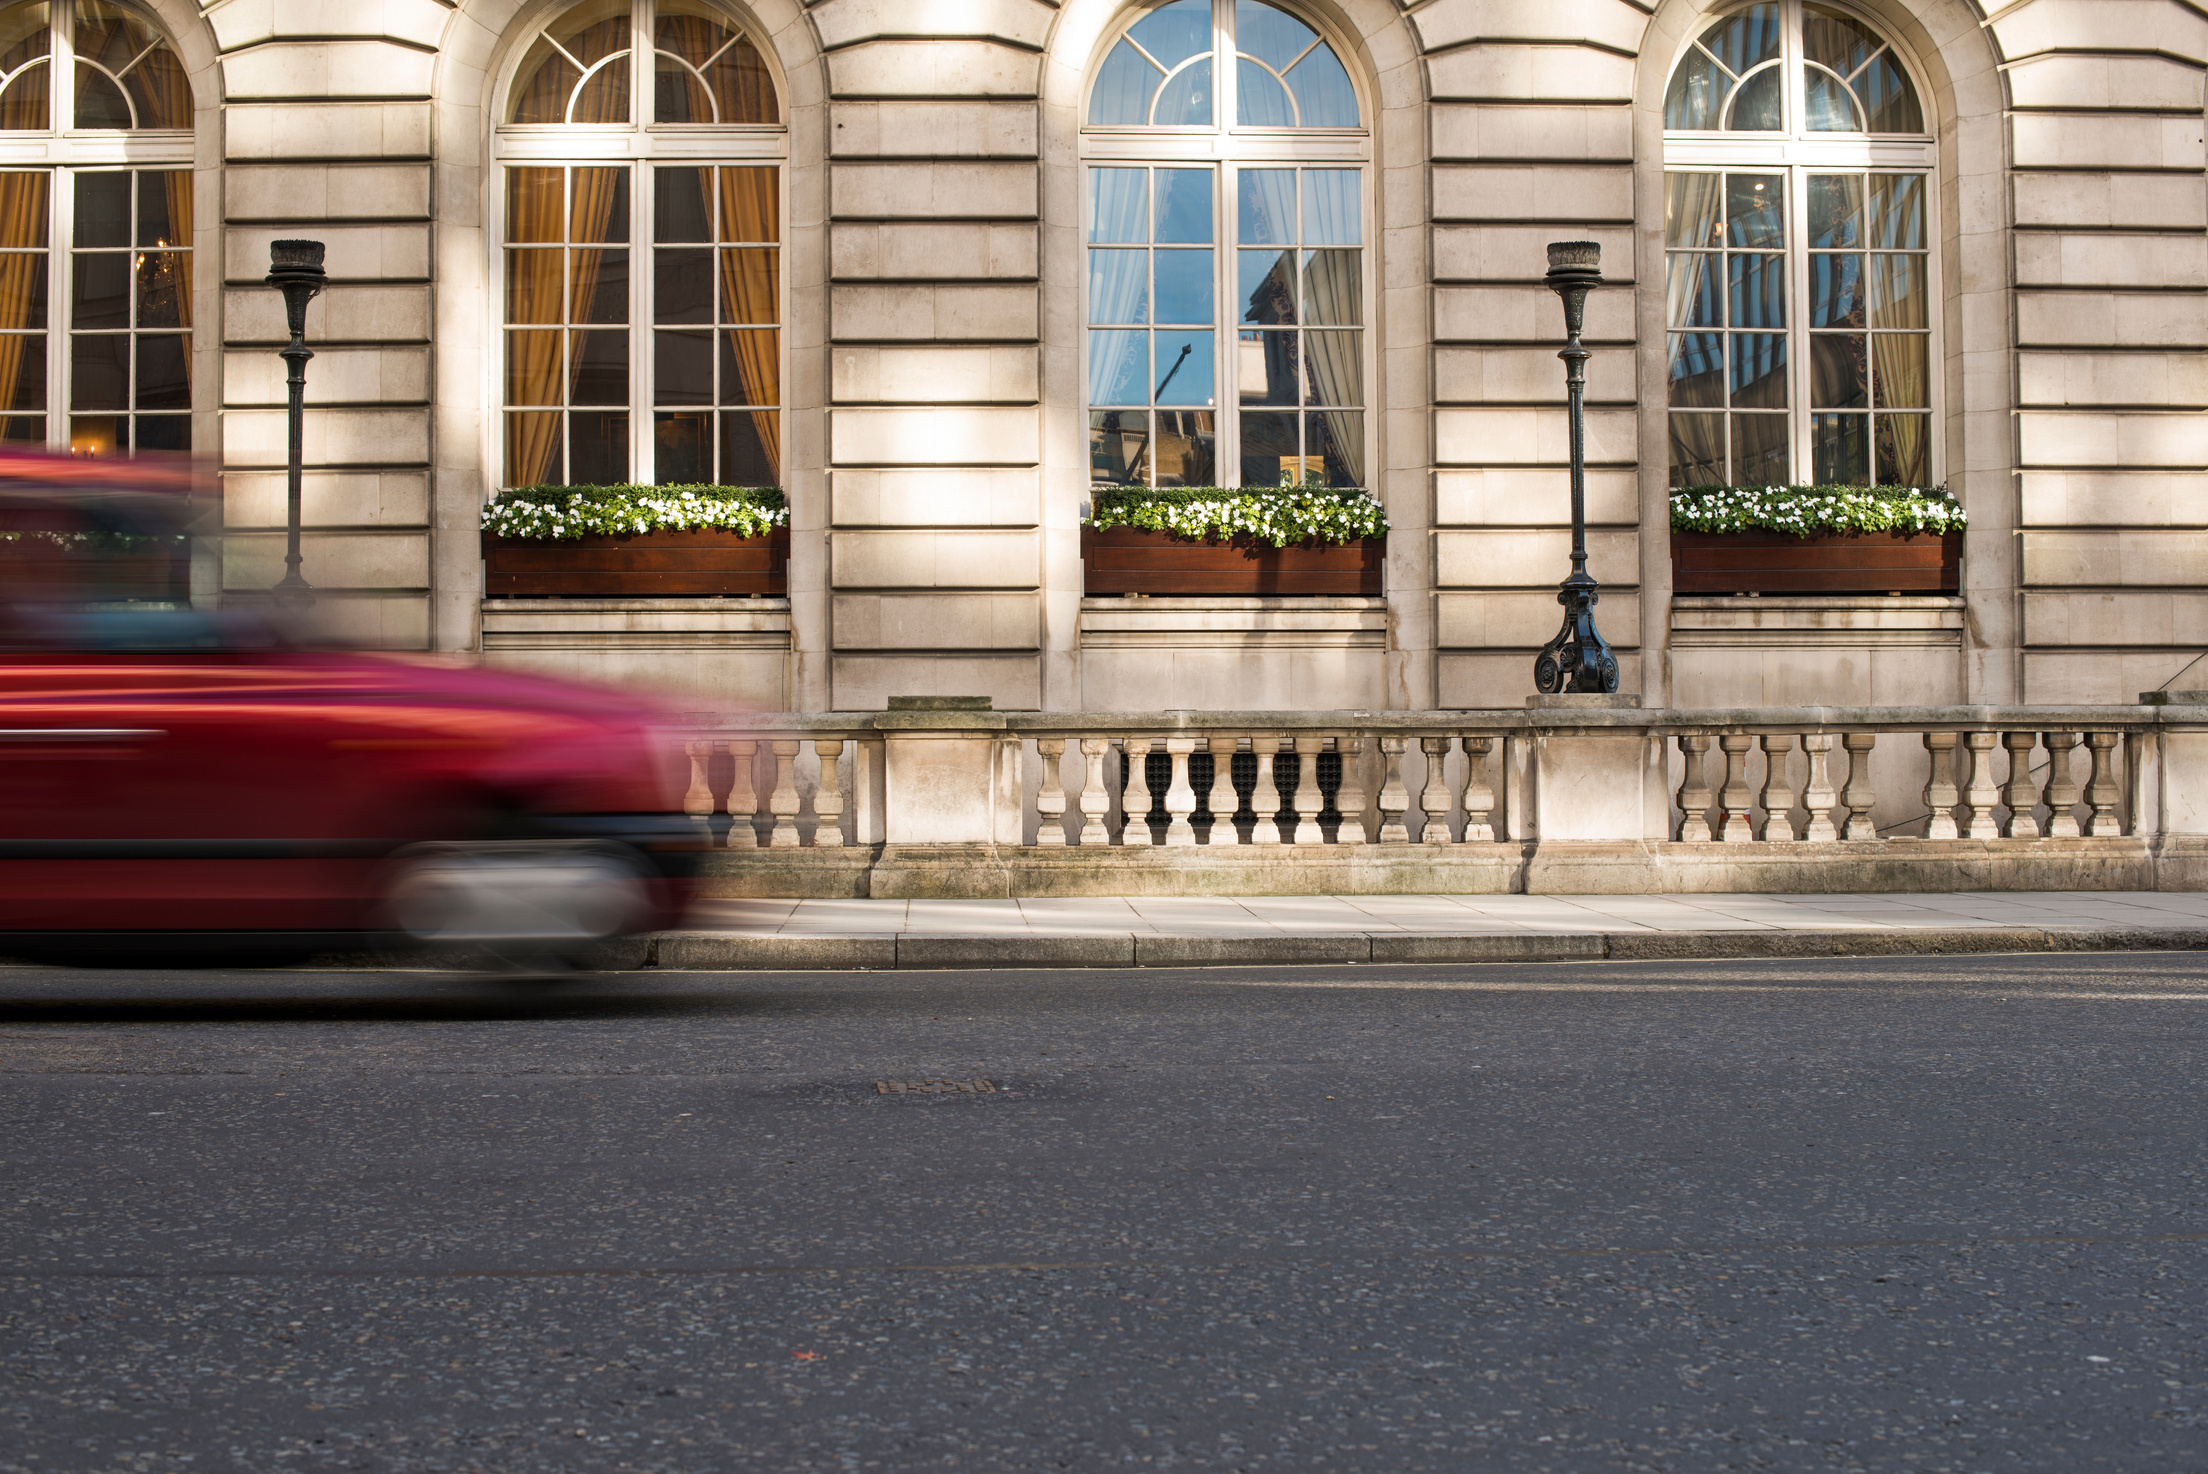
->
482;527;788;598
1082;525;1383;597
0;541;188;601
1671;528;1960;595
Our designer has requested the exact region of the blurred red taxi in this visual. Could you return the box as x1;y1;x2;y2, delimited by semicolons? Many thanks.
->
0;451;698;963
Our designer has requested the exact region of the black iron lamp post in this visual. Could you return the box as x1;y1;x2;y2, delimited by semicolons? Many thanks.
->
1532;240;1619;695
265;239;327;610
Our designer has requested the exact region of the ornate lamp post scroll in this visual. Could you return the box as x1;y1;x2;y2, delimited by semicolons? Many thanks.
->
1532;240;1618;695
265;239;327;610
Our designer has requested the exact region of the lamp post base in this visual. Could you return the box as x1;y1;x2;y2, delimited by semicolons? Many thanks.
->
1532;578;1619;695
270;575;315;612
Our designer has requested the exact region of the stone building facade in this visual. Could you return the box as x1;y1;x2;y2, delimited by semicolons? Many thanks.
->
62;0;2208;709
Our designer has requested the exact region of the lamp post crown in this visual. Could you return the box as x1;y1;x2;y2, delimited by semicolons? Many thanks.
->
1545;240;1601;272
267;238;326;276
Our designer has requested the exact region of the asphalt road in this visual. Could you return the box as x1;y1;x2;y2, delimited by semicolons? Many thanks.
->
3;953;2207;1473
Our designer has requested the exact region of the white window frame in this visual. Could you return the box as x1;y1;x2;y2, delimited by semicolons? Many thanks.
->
489;0;787;488
1661;0;1941;488
1079;0;1374;490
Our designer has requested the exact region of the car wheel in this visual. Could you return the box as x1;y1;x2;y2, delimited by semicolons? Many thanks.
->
379;839;655;969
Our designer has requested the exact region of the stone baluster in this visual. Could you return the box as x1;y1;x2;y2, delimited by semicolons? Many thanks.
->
1162;737;1198;848
1419;736;1455;844
1122;737;1155;846
724;738;760;849
1034;737;1068;846
1920;732;1960;839
2085;731;2122;835
1958;732;2000;840
1077;737;1112;845
1676;734;1715;842
1289;735;1326;845
1461;735;1495;842
1841;733;1878;840
1250;737;1284;845
1717;734;1755;843
1800;733;1839;842
1334;733;1369;845
1758;734;1798;841
767;739;802;847
1369;735;1409;843
682;740;714;830
812;738;847;847
2000;731;2040;839
2039;731;2082;838
1206;735;1241;845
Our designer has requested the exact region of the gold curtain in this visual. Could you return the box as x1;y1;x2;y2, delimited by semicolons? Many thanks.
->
0;171;43;419
717;166;779;482
1871;334;1929;484
127;42;190;129
162;169;189;325
505;168;566;485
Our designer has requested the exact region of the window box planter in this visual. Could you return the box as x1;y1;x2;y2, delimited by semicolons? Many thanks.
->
481;526;788;598
1670;527;1959;595
0;536;187;602
1081;525;1382;596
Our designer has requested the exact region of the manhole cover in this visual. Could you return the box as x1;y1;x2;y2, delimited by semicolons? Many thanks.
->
876;1078;996;1095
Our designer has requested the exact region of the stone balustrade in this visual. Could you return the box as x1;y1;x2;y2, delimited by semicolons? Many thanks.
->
670;701;2208;898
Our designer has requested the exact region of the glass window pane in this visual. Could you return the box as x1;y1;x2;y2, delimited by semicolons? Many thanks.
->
1808;175;1861;249
0;173;44;252
718;166;777;244
0;49;47;133
510;38;580;125
1803;5;1878;74
1301;248;1359;325
570;56;631;126
1303;330;1359;406
720;410;776;485
134;332;187;409
569;167;629;244
137;170;182;248
1728;253;1785;328
653;53;711;124
1858;54;1923;134
71;252;127;329
1730;332;1787;408
1153;56;1212;125
655;166;711;243
1804;68;1864;131
1089;408;1149;487
1666;253;1722;328
1867;174;1926;250
0;333;42;410
1154;168;1212;243
1664;48;1732;130
1131;0;1211;70
1875;413;1931;486
1811;334;1867;408
69;332;125;409
1699;4;1780;74
1239;409;1296;487
1238;169;1294;245
1869;255;1926;329
654;410;710;482
1668;411;1724;486
569;328;628;405
1238;328;1296;405
1154;328;1213;406
719;247;777;325
507;168;563;244
1090;40;1161;126
508;249;562;324
1811;412;1868;483
0;415;42;444
1236;56;1293;126
135;414;186;452
506;410;562;486
1302;169;1359;245
569;410;628;484
1725;174;1783;247
1726;67;1782;130
1089;248;1148;324
1809;253;1864;328
506;329;562;405
1237;1;1313;70
1665;173;1723;248
1239;249;1294;324
722;328;777;405
1668;333;1723;408
1285;44;1357;127
570;247;627;324
1088;328;1147;405
74;64;127;128
1732;413;1789;484
1153;248;1212;324
1089;168;1147;244
74;171;126;249
1151;409;1211;487
654;247;710;323
654;328;711;405
1872;333;1928;409
68;414;122;457
1307;410;1362;487
0;255;43;334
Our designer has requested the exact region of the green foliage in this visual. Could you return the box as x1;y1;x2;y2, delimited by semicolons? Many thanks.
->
1085;486;1387;549
1670;484;1967;538
482;484;787;541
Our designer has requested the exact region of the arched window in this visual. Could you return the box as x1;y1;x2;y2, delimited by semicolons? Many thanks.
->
497;0;781;489
1082;0;1367;492
1662;1;1934;489
0;0;191;458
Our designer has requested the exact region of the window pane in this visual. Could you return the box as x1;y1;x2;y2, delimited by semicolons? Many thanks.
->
569;167;629;244
1238;169;1294;245
1869;255;1926;328
1726;67;1782;130
506;410;561;486
507;330;562;405
722;329;777;405
1872;333;1928;409
653;54;710;125
72;251;126;328
1236;56;1293;127
1665;173;1722;248
0;415;41;443
1700;4;1780;74
1728;253;1785;328
1803;5;1878;74
653;411;710;482
571;56;630;126
1238;249;1294;324
1668;411;1724;486
1730;332;1787;408
1238;328;1296;405
719;248;776;324
1285;44;1357;127
69;414;122;456
654;247;710;323
137;170;183;248
75;171;126;248
1131;0;1211;70
569;410;628;483
1301;249;1359;325
1088;328;1147;405
1867;175;1926;249
510;39;580;126
1811;412;1868;483
1154;329;1213;406
1808;175;1861;249
133;331;187;409
1154;248;1211;324
569;328;628;405
1302;169;1359;245
507;168;564;244
1090;40;1160;126
75;62;126;127
0;333;41;410
1666;253;1722;327
508;249;563;324
1876;413;1931;485
1303;330;1359;406
133;415;187;452
1154;168;1211;243
1239;409;1296;487
654;328;712;405
1089;248;1148;324
1154;410;1214;487
1732;413;1789;483
570;247;627;324
655;166;711;243
69;332;125;409
1153;56;1212;125
1858;54;1923;134
720;409;776;484
1664;49;1731;130
718;167;777;243
1307;410;1362;487
1811;334;1867;408
0;5;47;132
1668;333;1723;408
1089;408;1149;486
1090;169;1146;243
0;255;42;334
1725;174;1783;247
133;250;187;328
1804;68;1863;131
1809;254;1864;328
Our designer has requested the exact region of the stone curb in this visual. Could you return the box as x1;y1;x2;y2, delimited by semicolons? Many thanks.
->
640;926;2208;971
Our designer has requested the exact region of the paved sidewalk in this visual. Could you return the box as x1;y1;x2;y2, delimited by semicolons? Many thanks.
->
654;892;2208;970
